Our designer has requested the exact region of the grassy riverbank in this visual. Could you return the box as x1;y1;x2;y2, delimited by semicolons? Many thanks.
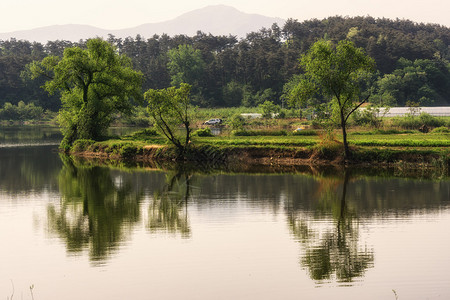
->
68;127;450;174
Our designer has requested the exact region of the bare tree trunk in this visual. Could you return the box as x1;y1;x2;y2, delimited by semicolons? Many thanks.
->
340;109;350;162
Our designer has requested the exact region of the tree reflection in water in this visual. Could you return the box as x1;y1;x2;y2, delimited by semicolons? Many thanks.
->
147;168;192;238
47;155;142;263
288;170;374;283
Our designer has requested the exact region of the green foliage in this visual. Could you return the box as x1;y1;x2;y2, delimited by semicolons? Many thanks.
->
71;139;95;152
242;88;277;107
145;83;193;157
119;143;139;158
259;100;281;118
283;74;319;109
2;18;450;111
27;38;143;147
229;113;246;130
352;138;450;147
231;129;288;136
0;101;44;121
167;44;205;89
374;58;450;106
293;39;376;159
418;113;447;128
351;106;385;128
222;81;245;107
431;126;450;134
350;129;416;135
124;128;159;141
312;141;344;160
93;141;144;158
193;127;214;137
1;17;450;113
292;129;318;136
120;106;151;126
392;113;447;129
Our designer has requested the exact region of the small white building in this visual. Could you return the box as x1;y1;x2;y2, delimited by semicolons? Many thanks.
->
361;107;450;117
240;113;262;119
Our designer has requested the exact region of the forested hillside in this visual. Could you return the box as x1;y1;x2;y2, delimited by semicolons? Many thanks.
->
1;16;449;111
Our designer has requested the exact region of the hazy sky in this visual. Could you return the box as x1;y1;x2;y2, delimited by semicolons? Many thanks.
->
1;0;448;32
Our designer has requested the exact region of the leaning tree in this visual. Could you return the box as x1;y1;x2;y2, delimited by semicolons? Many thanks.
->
145;83;193;159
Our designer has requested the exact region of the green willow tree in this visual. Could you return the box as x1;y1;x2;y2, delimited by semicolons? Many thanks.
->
27;38;143;148
290;40;375;160
145;83;193;159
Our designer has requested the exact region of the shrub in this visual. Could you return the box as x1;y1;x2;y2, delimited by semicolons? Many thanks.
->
193;127;214;137
119;143;138;158
431;126;450;134
229;114;246;130
0;101;45;121
259;100;281;118
121;106;151;126
391;115;422;129
419;113;446;128
351;107;383;128
392;113;446;130
125;128;159;140
72;139;95;152
312;141;344;160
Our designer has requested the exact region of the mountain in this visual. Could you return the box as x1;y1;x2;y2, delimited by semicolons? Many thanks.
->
0;5;285;43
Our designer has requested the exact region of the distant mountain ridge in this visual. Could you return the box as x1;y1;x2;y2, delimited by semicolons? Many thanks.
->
0;5;285;43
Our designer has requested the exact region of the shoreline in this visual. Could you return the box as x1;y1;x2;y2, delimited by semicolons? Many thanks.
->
69;143;450;176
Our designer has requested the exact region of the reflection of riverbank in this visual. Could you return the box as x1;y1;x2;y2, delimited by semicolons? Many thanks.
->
0;125;144;147
61;155;450;216
0;125;62;146
67;150;449;181
0;141;61;148
67;138;450;177
2;144;450;297
0;145;62;194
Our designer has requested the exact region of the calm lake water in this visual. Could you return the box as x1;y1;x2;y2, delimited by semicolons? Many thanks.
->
1;127;450;300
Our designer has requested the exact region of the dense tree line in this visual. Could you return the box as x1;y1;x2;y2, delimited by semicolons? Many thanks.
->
0;100;44;121
1;16;449;111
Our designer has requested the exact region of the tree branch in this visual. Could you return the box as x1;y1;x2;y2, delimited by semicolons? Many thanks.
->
344;94;370;123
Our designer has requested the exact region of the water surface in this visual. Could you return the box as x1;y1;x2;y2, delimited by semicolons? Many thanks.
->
0;128;449;300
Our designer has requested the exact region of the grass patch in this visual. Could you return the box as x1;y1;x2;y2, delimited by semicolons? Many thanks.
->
431;126;450;134
350;129;417;135
122;128;159;140
231;129;288;136
193;135;318;147
353;139;450;147
292;129;318;136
